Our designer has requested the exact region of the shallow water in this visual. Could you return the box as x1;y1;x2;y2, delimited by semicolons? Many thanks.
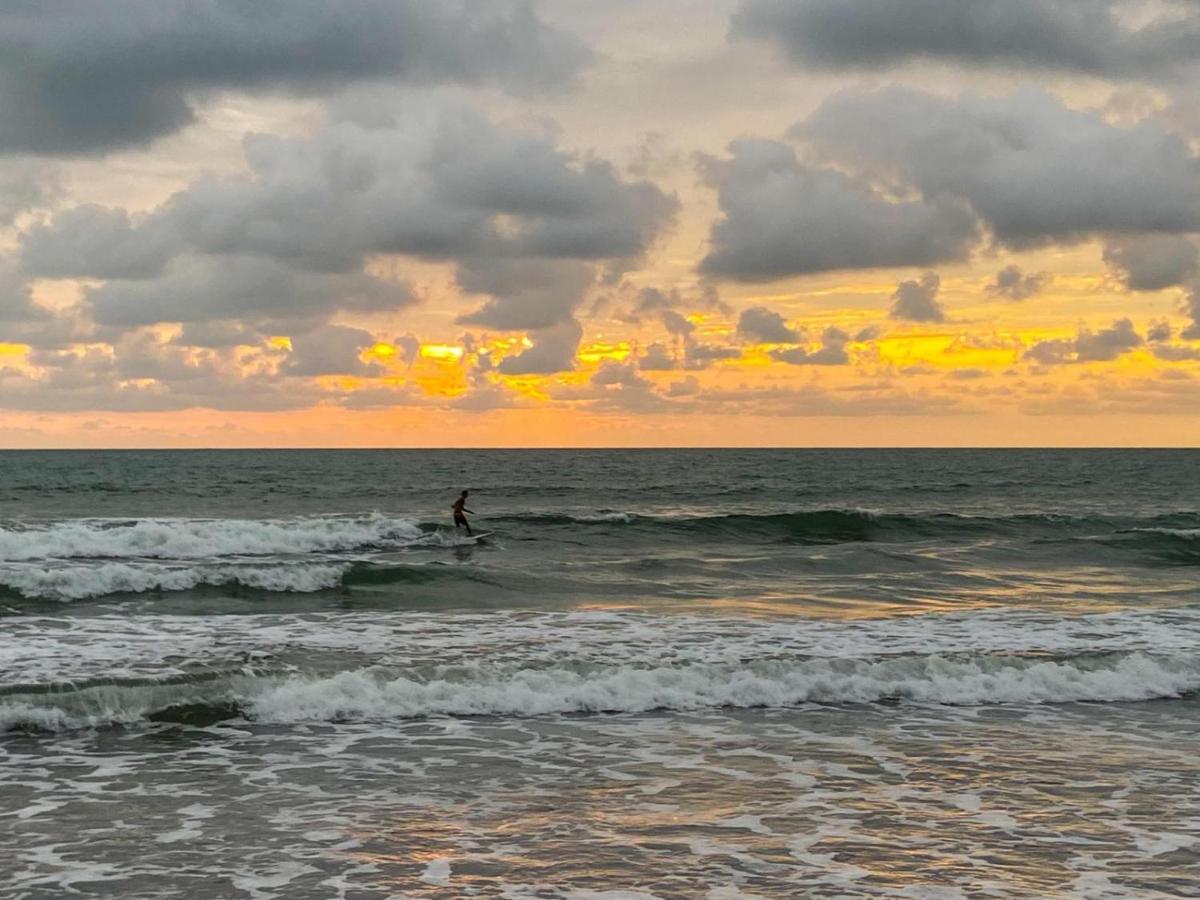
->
2;449;1199;896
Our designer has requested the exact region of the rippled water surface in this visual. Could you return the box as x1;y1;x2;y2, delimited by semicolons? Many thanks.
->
2;449;1199;897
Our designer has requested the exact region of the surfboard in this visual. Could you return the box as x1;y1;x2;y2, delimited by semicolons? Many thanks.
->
465;531;495;543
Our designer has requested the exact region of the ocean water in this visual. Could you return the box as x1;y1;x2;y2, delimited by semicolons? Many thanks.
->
2;448;1199;898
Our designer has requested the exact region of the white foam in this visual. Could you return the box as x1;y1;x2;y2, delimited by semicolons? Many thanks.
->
0;515;423;562
0;561;347;601
245;652;1200;723
420;859;451;886
572;512;636;523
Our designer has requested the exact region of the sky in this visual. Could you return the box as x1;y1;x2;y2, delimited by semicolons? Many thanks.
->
3;0;1200;447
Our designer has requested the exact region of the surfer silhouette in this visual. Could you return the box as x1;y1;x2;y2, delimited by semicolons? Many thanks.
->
452;490;474;536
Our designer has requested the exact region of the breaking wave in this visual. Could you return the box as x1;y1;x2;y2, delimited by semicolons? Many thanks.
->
0;515;425;562
3;650;1196;734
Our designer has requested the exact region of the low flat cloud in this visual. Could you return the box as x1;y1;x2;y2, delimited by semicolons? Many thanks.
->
1025;318;1143;364
732;0;1200;79
987;265;1050;301
0;0;589;154
769;327;852;365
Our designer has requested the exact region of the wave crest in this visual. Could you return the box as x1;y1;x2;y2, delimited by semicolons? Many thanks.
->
0;514;424;562
4;650;1195;733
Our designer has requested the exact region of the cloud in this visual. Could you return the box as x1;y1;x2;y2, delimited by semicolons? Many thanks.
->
667;375;701;397
987;265;1050;300
737;305;799;343
457;259;595;331
21;205;177;279
0;1;589;154
1024;318;1143;364
590;359;651;389
0;259;43;323
798;87;1200;249
684;342;741;369
1147;320;1173;343
0;161;58;225
890;272;944;322
1103;235;1199;291
29;104;675;334
394;333;421;367
731;0;1200;79
622;283;730;322
281;324;381;377
769;327;851;365
3;337;323;412
496;319;583;374
173;321;270;349
659;309;696;341
638;342;678;371
85;256;411;327
699;139;976;280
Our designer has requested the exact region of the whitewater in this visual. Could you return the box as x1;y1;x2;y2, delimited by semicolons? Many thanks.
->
3;448;1199;897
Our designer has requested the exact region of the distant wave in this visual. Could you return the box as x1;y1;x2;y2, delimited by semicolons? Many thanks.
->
3;650;1196;733
494;509;1200;546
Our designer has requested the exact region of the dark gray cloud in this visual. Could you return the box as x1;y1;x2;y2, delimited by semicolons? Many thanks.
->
700;139;976;280
890;272;944;322
1103;235;1199;291
27;106;674;332
659;309;696;341
622;284;728;322
496;319;583;375
987;265;1050;300
737;305;800;343
590;359;651;390
1153;343;1200;361
21;205;176;279
0;1;589;154
281;324;382;377
769;327;851;365
0;161;58;225
1025;318;1143;364
86;256;411;327
638;342;678;371
731;0;1200;79
457;259;595;331
0;260;43;322
1185;286;1200;339
174;320;271;349
798;87;1200;249
684;342;741;369
1147;321;1173;343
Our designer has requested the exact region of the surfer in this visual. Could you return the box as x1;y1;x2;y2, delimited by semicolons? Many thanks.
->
452;490;474;536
